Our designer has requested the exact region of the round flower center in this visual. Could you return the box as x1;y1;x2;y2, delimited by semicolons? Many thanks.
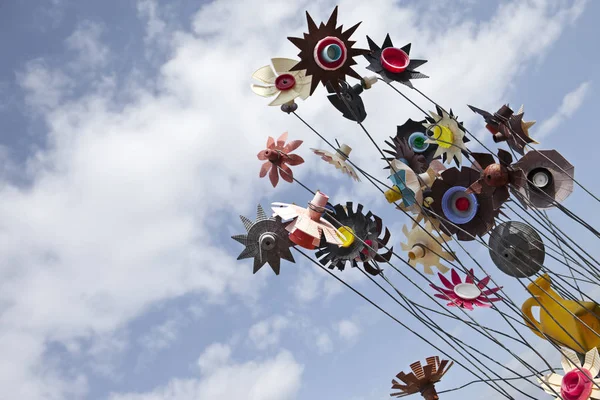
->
259;233;276;251
453;283;482;300
361;239;373;255
380;47;410;73
561;368;593;400
455;197;470;212
275;74;296;91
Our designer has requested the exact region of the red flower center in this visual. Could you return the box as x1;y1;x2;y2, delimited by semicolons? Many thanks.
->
275;74;296;91
561;368;593;400
361;239;373;255
455;197;470;212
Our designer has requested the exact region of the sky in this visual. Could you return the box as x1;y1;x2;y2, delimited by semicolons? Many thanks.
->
0;0;599;399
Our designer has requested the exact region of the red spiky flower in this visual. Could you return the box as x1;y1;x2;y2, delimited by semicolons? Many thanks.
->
257;132;304;187
288;6;369;95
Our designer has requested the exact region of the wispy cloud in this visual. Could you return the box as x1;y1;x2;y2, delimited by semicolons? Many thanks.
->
536;81;592;139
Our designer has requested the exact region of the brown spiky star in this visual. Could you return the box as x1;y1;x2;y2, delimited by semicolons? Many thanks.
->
391;356;453;400
288;6;369;95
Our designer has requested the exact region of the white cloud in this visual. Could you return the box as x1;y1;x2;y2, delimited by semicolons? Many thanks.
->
112;345;303;400
536;81;592;138
65;21;109;71
292;267;321;303
248;315;290;350
336;320;361;343
197;343;232;374
315;332;333;355
2;0;589;398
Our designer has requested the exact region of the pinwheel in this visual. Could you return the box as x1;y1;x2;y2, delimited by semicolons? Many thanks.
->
271;191;344;250
250;58;312;111
311;143;360;181
488;221;545;278
231;204;295;275
383;118;440;173
315;202;392;276
538;347;600;400
466;149;526;210
391;356;453;400
326;76;377;122
468;104;537;155
257;132;304;187
514;149;575;209
428;166;498;241
385;160;445;214
400;221;453;275
384;160;423;212
288;6;369;94
364;34;428;87
430;268;503;310
423;107;469;166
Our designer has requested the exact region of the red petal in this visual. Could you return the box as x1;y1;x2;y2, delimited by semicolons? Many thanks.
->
257;150;268;160
276;132;288;147
259;161;271;178
451;269;462;285
279;164;294;183
269;165;279;187
438;273;455;290
481;287;502;296
284;140;303;153
267;136;275;149
463;301;474;311
286;154;304;166
465;269;475;284
477;276;491;289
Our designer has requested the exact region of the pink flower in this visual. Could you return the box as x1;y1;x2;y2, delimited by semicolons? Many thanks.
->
561;368;593;400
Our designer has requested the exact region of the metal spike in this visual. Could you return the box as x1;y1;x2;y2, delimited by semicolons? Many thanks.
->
239;215;254;232
231;234;248;245
256;204;267;221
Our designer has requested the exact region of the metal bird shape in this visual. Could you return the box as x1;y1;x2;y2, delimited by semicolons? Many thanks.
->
468;104;538;155
466;149;526;210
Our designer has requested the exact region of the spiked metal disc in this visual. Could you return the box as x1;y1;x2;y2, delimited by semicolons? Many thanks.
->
231;204;295;275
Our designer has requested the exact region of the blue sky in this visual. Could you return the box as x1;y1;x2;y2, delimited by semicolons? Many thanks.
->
0;0;599;399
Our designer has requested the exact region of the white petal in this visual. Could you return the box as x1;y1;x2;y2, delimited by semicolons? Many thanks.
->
271;58;300;74
297;81;312;100
561;348;581;373
252;65;276;83
251;84;278;98
268;88;299;106
584;348;600;377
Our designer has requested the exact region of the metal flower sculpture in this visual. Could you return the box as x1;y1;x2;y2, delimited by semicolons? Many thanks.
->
271;191;344;250
326;76;376;122
430;268;503;310
391;356;453;400
250;58;312;110
488;221;545;278
364;34;428;87
315;202;392;276
383;118;440;174
311;143;360;181
257;132;304;187
288;6;369;94
428;166;497;241
538;347;600;400
231;204;295;275
400;221;453;275
468;104;537;155
514;149;575;209
423;107;469;166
